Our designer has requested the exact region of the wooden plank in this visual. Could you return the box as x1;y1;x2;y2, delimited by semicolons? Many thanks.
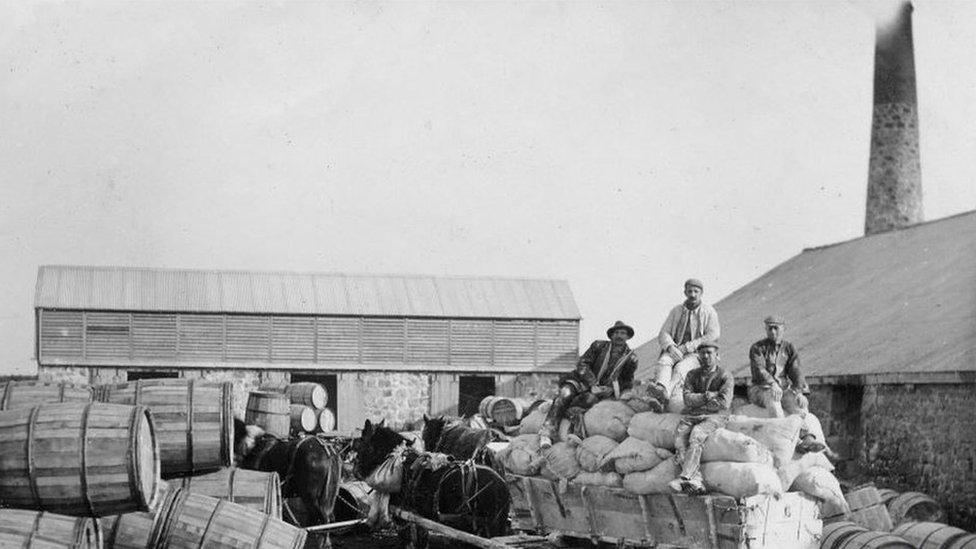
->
335;373;364;434
390;507;510;549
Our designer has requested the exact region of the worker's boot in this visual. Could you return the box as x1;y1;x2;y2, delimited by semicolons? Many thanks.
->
796;434;826;454
646;382;670;411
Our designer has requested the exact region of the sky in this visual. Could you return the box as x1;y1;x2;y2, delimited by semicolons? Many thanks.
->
2;1;976;375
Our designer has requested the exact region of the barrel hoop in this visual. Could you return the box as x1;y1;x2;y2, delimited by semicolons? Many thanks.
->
79;403;96;517
26;405;43;510
198;497;226;549
186;378;195;474
153;488;188;547
254;508;273;548
224;382;234;466
126;405;141;509
31;512;43;545
0;380;10;410
228;467;236;503
106;514;122;547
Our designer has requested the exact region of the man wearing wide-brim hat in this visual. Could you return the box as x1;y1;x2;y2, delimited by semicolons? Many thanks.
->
538;320;640;449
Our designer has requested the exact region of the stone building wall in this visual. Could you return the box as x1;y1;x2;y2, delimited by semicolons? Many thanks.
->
808;382;976;530
360;372;430;431
859;383;976;530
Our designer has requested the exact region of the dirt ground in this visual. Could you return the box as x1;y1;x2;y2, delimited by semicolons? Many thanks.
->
312;528;593;549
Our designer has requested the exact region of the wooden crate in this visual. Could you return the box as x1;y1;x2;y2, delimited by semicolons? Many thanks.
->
507;474;822;549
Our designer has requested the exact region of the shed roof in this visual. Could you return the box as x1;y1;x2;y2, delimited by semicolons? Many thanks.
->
635;210;976;382
35;265;580;320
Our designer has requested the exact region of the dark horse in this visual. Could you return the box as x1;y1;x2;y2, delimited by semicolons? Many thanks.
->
421;414;503;461
353;419;510;548
234;418;341;531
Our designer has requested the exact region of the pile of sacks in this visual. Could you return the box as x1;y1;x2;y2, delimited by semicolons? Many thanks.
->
502;399;848;514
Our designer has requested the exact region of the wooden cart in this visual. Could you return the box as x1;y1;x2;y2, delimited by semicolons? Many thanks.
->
507;474;823;548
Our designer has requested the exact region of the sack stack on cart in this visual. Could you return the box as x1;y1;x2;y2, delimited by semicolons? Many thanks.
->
508;397;848;507
0;379;307;548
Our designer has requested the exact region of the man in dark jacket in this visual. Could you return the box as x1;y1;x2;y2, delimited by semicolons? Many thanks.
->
538;320;639;448
748;315;827;454
670;342;734;495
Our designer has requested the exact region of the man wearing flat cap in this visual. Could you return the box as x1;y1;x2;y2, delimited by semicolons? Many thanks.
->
639;278;720;409
748;316;827;454
670;341;734;495
538;320;639;448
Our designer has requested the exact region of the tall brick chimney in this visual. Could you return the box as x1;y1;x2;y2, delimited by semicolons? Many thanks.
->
865;1;923;235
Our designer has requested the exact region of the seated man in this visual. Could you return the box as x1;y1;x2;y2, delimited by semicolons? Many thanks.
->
639;279;720;411
670;342;733;495
748;315;827;454
538;321;639;449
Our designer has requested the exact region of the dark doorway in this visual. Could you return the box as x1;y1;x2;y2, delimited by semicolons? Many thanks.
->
458;375;495;418
126;370;179;381
290;373;338;427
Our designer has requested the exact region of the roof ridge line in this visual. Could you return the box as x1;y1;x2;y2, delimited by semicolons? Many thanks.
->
801;208;976;253
36;265;570;284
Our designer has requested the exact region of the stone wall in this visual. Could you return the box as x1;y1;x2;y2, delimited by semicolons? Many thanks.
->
809;382;976;530
859;383;976;530
360;372;430;431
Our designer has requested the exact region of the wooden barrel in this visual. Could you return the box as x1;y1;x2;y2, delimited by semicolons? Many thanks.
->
478;396;534;426
0;509;102;548
837;531;915;549
94;379;233;478
287;382;328;409
172;468;282;519
0;380;91;410
153;490;306;549
246;391;290;437
892;522;969;549
334;481;371;522
100;510;158;549
888;492;945;525
844;485;894;531
99;481;171;549
946;535;976;549
290;405;318;433
877;489;899;506
822;521;869;549
317;408;336;432
0;402;159;517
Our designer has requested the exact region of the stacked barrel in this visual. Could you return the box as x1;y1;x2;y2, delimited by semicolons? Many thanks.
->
93;378;306;549
820;483;976;549
0;378;306;548
0;380;157;548
255;381;334;435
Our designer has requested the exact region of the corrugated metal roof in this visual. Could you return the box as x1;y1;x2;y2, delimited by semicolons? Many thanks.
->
635;210;976;378
35;266;581;320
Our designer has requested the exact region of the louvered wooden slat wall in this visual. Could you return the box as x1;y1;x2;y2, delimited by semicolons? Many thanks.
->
37;310;580;369
317;318;359;362
85;312;130;360
132;313;177;359
536;321;579;369
179;314;224;360
361;318;404;363
39;310;83;360
225;315;270;361
405;319;449;365
450;320;493;367
494;320;536;368
271;317;315;362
